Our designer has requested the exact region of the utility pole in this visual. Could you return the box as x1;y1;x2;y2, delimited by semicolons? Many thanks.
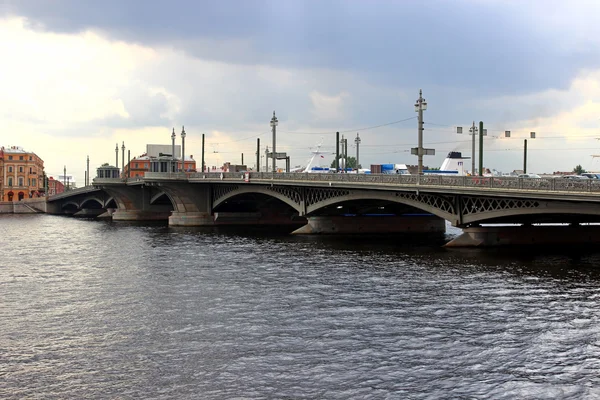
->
256;138;260;172
171;128;176;172
181;126;186;172
121;141;125;177
344;137;348;172
341;134;345;172
470;121;477;175
524;139;528;174
265;146;269;173
479;121;484;176
355;133;361;170
201;133;205;173
414;89;428;174
335;132;340;172
270;111;278;174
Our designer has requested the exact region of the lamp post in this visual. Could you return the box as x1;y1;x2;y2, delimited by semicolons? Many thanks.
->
270;111;278;174
121;141;125;177
181;126;186;172
86;155;89;187
355;133;361;170
201;133;205;173
469;122;478;175
171;127;176;172
414;89;428;174
115;143;118;170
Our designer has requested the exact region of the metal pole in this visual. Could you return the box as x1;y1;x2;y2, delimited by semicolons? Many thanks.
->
265;146;269;173
524;139;528;174
171;128;176;172
241;153;244;165
355;133;361;170
63;165;66;188
128;150;131;178
115;143;118;169
121;141;125;177
479;121;484;176
86;155;89;186
471;121;476;175
201;133;205;172
181;126;186;172
335;131;340;172
417;90;423;174
270;111;278;174
256;138;260;172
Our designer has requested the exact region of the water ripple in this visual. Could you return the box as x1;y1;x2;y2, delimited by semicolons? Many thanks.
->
1;215;600;399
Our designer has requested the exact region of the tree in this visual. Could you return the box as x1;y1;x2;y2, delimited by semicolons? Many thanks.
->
330;156;361;170
573;164;587;174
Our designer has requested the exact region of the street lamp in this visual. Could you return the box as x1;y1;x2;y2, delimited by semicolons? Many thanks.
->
414;89;428;174
270;111;278;174
171;127;176;172
355;133;361;170
181;126;186;172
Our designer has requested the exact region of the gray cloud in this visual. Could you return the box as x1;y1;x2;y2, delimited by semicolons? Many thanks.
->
5;0;600;97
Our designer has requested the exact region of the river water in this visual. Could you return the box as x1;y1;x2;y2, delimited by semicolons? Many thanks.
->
1;214;600;399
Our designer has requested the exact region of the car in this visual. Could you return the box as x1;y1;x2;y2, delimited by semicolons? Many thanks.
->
581;173;600;179
560;175;590;180
517;173;541;179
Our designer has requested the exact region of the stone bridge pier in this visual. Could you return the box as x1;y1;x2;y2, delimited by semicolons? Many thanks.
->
100;184;173;221
155;182;215;226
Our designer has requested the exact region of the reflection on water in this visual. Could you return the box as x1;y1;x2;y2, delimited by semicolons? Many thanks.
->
1;214;600;399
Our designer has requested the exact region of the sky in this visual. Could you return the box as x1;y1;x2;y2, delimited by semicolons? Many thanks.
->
2;0;600;181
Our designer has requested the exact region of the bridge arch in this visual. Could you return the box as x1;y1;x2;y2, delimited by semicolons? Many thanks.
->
304;188;456;221
213;185;303;213
80;197;106;209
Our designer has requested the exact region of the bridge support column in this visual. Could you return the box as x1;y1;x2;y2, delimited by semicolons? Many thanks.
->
169;211;215;226
445;225;600;247
112;210;172;221
291;215;445;235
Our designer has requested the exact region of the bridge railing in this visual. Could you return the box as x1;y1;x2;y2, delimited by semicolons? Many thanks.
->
132;171;600;194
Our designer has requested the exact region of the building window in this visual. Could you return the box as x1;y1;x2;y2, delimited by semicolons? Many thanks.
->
135;163;139;168
29;156;32;161
8;177;12;186
29;167;32;173
8;155;12;160
18;177;24;186
19;156;23;160
32;178;36;187
8;166;12;173
19;166;23;173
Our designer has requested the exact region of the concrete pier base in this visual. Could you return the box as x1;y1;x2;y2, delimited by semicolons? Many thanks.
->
169;212;215;226
292;215;446;235
112;210;171;221
445;225;600;247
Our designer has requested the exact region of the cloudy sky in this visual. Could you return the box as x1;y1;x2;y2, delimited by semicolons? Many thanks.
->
2;0;600;180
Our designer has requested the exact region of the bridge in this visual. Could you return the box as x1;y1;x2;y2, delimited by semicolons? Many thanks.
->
47;172;600;247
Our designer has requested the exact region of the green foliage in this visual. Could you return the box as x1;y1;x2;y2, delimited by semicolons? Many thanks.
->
573;164;587;174
330;156;361;169
101;162;110;167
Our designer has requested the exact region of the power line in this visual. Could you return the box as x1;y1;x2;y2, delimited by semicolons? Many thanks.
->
279;116;417;135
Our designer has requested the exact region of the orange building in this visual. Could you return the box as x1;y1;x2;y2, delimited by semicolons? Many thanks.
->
0;146;45;201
